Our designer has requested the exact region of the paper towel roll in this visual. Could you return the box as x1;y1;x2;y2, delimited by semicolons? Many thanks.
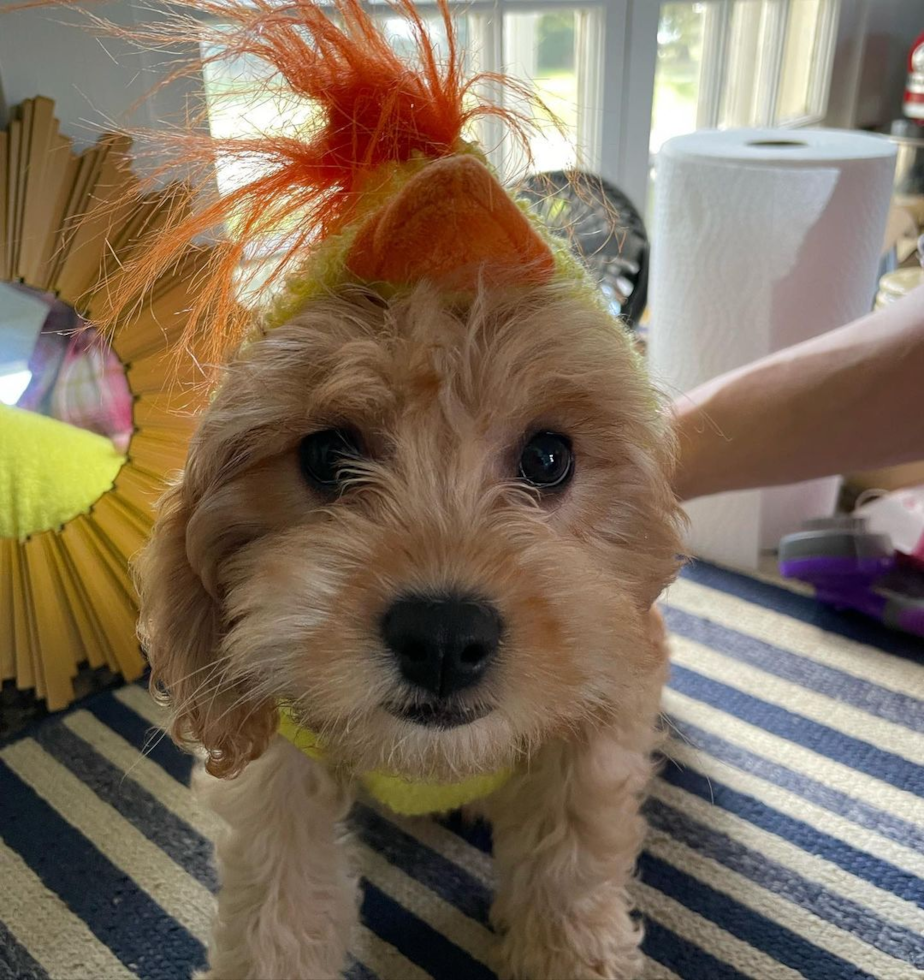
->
648;128;896;570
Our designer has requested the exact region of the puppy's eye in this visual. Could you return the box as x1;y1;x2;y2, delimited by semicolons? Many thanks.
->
518;431;574;490
298;428;364;490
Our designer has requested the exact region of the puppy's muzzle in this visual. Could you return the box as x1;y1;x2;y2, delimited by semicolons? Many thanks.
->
381;594;502;702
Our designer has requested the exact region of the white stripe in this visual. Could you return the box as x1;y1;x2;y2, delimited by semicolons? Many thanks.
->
649;776;924;938
63;711;223;840
647;828;915;979
670;634;924;763
666;578;924;699
0;841;136;980
115;684;167;727
353;924;432;980
357;842;494;966
663;688;924;828
0;739;215;944
632;879;803;980
665;736;924;882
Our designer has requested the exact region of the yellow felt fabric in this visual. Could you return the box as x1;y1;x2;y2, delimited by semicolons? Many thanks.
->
277;709;511;816
0;403;124;540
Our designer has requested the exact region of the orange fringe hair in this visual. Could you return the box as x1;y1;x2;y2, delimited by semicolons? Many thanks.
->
29;0;547;366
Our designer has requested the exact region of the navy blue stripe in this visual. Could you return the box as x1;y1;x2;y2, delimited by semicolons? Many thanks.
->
660;758;924;907
647;796;924;968
640;918;748;980
669;664;924;795
360;880;494;980
0;920;48;980
662;604;924;732
35;722;217;891
0;760;205;980
436;811;493;855
85;692;194;786
638;852;873;980
681;562;924;663
667;716;924;854
353;805;492;925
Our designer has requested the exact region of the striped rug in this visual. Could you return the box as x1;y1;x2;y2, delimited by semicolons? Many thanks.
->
1;562;922;980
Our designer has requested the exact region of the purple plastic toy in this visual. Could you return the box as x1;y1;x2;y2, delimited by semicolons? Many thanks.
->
779;517;924;638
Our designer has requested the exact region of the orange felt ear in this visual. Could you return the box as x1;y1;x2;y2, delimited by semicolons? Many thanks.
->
345;156;555;289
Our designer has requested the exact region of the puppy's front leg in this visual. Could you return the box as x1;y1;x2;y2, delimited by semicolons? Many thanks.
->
196;737;357;980
488;731;653;980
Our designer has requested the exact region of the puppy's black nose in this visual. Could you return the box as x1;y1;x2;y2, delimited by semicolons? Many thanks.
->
381;595;502;698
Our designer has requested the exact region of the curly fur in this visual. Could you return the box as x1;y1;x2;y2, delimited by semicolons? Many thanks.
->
138;281;683;979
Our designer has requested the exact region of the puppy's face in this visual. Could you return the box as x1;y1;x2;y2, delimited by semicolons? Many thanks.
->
140;283;682;779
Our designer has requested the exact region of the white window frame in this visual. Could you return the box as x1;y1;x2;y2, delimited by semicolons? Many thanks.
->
366;0;629;192
136;0;844;217
386;0;658;211
691;0;841;130
0;0;845;221
447;0;842;213
638;0;841;209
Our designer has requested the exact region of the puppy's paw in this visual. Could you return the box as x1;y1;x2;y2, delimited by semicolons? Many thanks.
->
496;913;643;980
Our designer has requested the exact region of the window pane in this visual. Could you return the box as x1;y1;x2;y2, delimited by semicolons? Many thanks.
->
719;0;775;129
202;49;319;202
202;12;474;201
379;10;470;64
490;7;578;180
776;0;826;122
650;3;707;155
502;10;579;175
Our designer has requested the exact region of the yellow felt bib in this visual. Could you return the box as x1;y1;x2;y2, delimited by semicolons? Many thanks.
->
277;710;511;816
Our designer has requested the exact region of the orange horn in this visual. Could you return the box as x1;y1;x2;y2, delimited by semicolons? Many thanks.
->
345;156;556;290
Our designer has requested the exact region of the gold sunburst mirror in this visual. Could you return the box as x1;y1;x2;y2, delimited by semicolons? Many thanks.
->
1;97;210;710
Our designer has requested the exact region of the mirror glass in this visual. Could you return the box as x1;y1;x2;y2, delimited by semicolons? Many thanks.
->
0;281;133;539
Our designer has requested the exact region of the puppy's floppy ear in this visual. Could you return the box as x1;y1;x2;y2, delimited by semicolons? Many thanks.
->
137;479;276;778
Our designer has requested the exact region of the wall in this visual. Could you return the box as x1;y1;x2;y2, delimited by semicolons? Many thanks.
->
0;0;205;173
858;0;921;129
826;0;923;131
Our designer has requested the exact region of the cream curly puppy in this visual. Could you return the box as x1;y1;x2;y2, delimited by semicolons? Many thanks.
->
111;0;685;974
138;279;682;979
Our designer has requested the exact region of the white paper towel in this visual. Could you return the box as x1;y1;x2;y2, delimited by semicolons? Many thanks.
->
648;128;896;570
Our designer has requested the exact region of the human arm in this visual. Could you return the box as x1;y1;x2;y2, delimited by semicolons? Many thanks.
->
672;284;924;502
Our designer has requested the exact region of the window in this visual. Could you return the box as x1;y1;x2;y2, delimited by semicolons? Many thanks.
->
651;0;839;156
201;2;599;189
200;0;843;227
